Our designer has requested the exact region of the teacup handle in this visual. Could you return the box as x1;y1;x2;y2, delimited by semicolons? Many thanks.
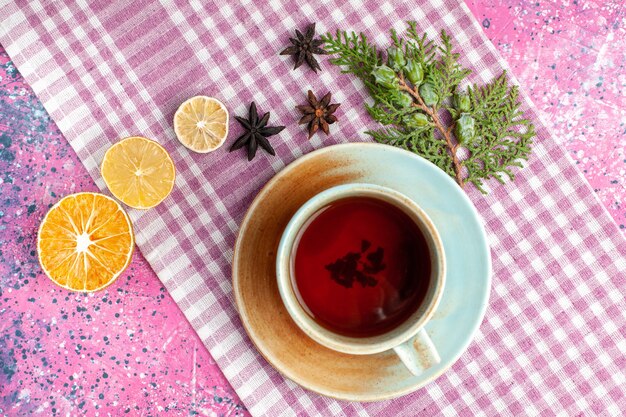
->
393;328;441;375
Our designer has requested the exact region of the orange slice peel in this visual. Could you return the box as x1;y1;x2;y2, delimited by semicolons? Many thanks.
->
101;136;176;209
174;96;229;153
37;192;134;292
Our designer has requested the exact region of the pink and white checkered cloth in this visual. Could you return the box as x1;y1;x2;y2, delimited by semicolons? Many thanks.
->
1;0;624;415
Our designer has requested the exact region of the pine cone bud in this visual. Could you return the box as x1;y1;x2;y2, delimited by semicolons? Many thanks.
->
371;65;398;90
404;60;424;86
387;47;406;71
455;113;476;144
453;92;471;112
395;91;413;108
406;112;430;127
419;82;438;107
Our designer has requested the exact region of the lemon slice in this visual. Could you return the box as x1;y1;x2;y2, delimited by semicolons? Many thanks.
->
37;192;134;292
173;96;229;153
101;136;176;209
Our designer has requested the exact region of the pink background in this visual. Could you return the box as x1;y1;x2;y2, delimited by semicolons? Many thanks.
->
0;1;623;415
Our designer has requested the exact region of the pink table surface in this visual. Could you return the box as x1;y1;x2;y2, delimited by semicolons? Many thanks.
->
0;1;623;416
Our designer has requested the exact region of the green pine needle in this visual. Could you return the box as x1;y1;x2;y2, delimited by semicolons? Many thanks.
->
322;23;535;193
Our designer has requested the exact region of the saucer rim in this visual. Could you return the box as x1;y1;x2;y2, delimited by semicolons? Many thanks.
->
232;142;492;402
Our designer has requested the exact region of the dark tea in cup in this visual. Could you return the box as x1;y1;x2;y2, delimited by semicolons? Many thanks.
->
291;196;432;338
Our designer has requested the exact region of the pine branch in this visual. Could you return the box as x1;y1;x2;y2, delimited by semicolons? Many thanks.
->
322;30;380;82
365;99;416;126
430;31;472;102
366;127;454;176
405;22;436;64
324;23;536;193
397;76;464;185
462;73;535;191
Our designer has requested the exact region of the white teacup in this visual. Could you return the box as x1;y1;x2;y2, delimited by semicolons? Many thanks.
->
276;183;446;375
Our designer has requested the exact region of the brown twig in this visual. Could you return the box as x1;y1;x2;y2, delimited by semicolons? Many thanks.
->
398;78;464;187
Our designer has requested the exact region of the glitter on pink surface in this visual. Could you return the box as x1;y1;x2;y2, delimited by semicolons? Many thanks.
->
0;1;624;415
467;0;625;233
0;49;247;417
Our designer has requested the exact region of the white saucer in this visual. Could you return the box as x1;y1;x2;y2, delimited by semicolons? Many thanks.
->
233;143;491;401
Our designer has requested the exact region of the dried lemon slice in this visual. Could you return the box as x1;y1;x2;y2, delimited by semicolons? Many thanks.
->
101;136;176;209
173;96;229;153
37;192;134;292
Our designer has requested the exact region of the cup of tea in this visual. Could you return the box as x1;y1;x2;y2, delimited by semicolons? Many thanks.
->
276;183;446;375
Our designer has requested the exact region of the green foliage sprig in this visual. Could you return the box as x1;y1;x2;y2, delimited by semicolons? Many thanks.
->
322;22;535;193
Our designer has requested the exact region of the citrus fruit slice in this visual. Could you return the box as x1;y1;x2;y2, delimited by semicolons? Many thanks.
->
37;192;134;292
101;136;176;209
173;96;229;153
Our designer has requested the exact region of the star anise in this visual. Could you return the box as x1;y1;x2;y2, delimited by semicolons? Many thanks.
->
229;102;285;161
279;23;328;72
296;90;340;139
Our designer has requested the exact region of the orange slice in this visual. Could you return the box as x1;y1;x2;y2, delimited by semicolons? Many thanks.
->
101;136;176;209
37;192;134;292
173;96;229;153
